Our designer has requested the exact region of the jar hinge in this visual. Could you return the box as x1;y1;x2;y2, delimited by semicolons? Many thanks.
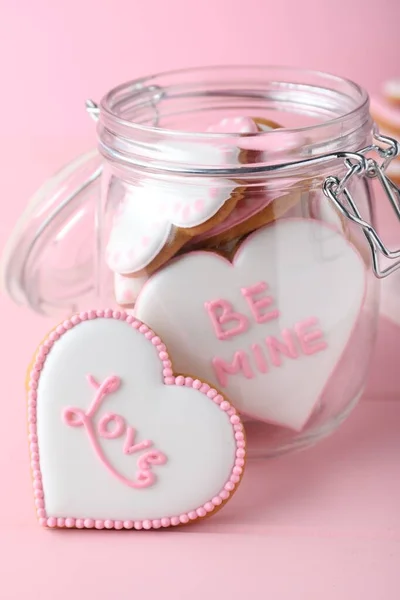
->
323;130;400;279
85;99;400;279
86;99;100;122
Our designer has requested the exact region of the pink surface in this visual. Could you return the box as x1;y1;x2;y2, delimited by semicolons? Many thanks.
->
0;138;399;596
1;0;400;592
1;369;400;598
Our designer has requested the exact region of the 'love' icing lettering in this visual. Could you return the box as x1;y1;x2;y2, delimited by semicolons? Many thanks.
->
205;282;328;387
62;374;167;488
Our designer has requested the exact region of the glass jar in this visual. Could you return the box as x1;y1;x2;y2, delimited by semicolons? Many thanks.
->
3;66;400;457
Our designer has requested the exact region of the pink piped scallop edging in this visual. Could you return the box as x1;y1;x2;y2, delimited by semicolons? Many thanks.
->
28;309;245;530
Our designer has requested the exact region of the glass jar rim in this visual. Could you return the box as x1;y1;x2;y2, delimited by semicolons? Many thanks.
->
100;65;369;137
98;65;372;175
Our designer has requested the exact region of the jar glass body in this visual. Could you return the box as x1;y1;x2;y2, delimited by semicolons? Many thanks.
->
96;67;379;458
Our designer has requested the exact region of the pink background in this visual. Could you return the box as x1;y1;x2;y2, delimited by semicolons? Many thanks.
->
1;0;400;598
1;0;400;140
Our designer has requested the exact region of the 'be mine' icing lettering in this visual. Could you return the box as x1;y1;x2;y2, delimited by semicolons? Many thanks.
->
242;281;280;324
205;282;279;340
205;284;327;385
206;116;259;134
134;219;367;431
204;299;249;340
212;352;255;387
211;319;326;388
295;317;328;355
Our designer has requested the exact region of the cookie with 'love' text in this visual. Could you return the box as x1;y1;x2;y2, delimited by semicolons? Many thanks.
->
27;310;245;530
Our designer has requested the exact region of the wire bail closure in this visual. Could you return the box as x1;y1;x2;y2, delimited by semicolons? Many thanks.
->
323;131;400;279
86;99;400;278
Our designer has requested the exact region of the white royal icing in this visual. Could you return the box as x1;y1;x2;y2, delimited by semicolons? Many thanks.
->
106;176;238;274
135;219;367;431
309;191;346;234
114;273;147;305
36;317;238;521
207;116;260;134
156;139;241;166
106;133;247;275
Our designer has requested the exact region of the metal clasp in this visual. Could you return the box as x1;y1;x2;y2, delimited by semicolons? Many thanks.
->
86;97;400;278
323;131;400;278
85;99;100;122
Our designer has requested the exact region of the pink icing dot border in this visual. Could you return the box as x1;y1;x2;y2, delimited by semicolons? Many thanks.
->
28;309;246;530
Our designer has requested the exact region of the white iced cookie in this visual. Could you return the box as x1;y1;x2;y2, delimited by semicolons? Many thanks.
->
28;311;245;530
155;138;243;165
114;273;147;306
106;118;289;278
106;181;241;276
308;191;347;234
106;134;252;277
206;116;280;134
135;219;366;431
207;116;260;134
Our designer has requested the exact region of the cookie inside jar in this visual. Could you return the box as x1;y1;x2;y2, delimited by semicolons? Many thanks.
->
97;67;378;457
108;116;310;303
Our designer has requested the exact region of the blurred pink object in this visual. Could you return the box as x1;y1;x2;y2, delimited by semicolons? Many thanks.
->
207;116;259;134
237;130;307;153
370;96;400;131
382;78;400;103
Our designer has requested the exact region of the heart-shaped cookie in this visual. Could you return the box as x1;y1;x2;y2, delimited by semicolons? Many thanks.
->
28;310;245;529
135;219;367;431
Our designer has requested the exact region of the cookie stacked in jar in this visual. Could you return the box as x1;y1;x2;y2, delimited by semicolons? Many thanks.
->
98;66;376;457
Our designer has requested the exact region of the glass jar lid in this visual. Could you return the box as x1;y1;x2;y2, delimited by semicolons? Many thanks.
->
1;149;102;317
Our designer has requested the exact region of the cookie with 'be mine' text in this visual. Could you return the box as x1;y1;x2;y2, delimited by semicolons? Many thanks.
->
134;219;367;431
